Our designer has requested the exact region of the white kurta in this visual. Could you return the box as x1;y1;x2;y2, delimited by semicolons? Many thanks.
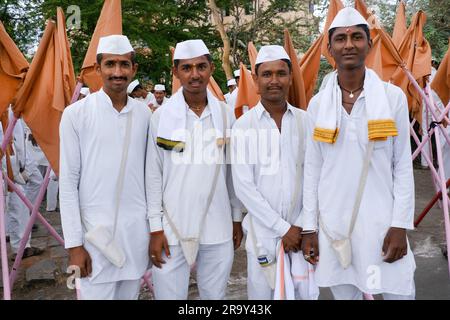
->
59;89;151;284
231;102;306;241
302;83;416;295
146;101;242;246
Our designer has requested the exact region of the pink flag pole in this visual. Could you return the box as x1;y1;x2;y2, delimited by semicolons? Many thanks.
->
0;170;11;300
71;82;83;104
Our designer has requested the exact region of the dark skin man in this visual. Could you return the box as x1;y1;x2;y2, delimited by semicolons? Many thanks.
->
68;51;138;278
301;25;408;265
253;59;302;252
150;54;244;268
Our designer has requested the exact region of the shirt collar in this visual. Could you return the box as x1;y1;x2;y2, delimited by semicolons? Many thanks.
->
255;101;296;120
98;88;133;114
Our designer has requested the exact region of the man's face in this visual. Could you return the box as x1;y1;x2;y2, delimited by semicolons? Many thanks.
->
95;53;137;93
173;55;214;95
254;60;291;104
328;26;371;70
154;90;166;104
228;85;236;93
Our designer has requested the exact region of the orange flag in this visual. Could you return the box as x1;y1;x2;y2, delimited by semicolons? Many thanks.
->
431;41;450;105
321;0;345;68
248;42;258;76
0;21;29;115
391;11;431;123
392;1;407;49
365;34;384;78
12;9;76;176
80;0;122;92
235;63;259;119
354;0;379;40
300;34;324;105
284;29;307;109
171;47;225;101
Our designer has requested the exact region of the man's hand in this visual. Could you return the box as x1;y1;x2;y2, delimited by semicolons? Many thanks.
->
232;222;243;250
282;226;302;253
301;232;319;265
150;231;170;269
68;246;92;278
382;227;408;263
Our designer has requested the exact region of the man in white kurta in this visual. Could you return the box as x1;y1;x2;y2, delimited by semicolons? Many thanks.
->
231;45;309;299
301;8;416;300
147;40;243;300
152;84;168;110
59;35;151;300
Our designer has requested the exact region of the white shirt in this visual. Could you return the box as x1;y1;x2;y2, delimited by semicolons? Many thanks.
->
59;89;151;283
231;102;306;239
147;100;243;246
302;83;416;295
154;96;168;108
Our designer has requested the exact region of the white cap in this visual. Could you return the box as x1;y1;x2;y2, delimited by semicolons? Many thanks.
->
96;35;134;55
127;79;140;94
227;79;237;87
80;87;90;96
234;69;240;78
329;7;369;31
154;84;166;91
255;45;290;65
173;39;210;60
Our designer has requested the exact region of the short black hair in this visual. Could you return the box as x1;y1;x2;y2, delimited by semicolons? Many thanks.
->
96;51;137;65
328;24;371;44
132;84;143;94
173;54;213;68
255;59;292;76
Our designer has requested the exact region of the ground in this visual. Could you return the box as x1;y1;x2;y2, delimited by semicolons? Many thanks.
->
1;166;449;300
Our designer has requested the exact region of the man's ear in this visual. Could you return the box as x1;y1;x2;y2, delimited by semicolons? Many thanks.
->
132;63;139;78
210;62;215;73
95;62;101;75
172;66;179;79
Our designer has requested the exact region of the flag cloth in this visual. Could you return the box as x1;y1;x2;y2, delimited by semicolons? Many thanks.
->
300;34;324;106
0;21;29;115
284;29;307;109
392;1;407;49
431;41;450;105
248;42;258;76
235;63;259;119
12;9;76;175
391;11;432;123
80;0;122;92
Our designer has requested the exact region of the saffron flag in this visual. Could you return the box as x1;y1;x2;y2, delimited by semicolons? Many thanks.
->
284;29;307;109
235;63;259;119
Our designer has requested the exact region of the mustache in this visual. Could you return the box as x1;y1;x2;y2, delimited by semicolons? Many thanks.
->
108;76;128;81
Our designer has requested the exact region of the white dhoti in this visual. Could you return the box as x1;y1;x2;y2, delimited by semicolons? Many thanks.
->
79;278;141;300
330;283;415;300
151;240;234;300
38;166;59;211
6;185;31;253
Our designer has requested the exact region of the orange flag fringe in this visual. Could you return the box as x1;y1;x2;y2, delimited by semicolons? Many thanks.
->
321;0;345;68
431;41;450;105
283;29;307;109
392;1;407;49
0;21;29;115
300;34;324;106
235;63;259;119
13;8;76;175
80;0;122;92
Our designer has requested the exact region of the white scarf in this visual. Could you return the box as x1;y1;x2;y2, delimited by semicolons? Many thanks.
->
313;68;398;144
156;87;227;151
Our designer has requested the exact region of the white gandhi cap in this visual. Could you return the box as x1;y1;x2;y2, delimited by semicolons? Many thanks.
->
255;45;290;65
127;79;140;94
154;84;166;91
227;79;237;87
97;35;134;55
173;39;210;60
329;7;369;30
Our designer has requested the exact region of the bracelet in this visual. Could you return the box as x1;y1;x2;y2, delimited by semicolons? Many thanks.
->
150;230;164;236
301;230;317;235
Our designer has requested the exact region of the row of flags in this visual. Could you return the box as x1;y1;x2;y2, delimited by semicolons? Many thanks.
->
0;0;449;176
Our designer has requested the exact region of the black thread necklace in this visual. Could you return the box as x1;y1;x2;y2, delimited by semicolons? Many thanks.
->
338;80;364;99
